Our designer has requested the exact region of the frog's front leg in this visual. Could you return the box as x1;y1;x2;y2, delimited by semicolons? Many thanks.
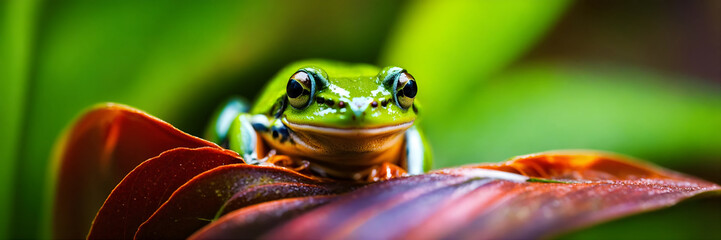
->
204;97;249;144
226;114;264;164
405;125;432;175
205;97;263;164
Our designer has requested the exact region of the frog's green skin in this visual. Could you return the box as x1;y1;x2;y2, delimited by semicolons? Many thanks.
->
206;60;431;179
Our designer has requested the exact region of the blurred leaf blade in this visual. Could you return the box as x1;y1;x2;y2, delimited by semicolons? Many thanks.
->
380;0;570;121
431;63;721;174
0;0;39;238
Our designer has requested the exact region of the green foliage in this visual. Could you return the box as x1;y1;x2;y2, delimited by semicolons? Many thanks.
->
430;64;721;170
381;0;570;119
0;0;38;237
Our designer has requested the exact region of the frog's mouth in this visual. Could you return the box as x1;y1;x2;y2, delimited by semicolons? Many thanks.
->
275;119;412;167
282;120;414;138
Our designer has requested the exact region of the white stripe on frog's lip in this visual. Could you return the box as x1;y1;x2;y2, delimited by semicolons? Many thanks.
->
282;119;414;137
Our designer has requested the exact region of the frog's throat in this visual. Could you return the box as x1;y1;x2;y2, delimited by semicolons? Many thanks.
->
275;119;412;170
282;119;414;138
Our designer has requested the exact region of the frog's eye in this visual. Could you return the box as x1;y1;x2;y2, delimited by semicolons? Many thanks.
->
287;70;315;109
393;72;417;109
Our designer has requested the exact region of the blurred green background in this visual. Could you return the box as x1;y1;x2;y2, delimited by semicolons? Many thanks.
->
1;0;719;239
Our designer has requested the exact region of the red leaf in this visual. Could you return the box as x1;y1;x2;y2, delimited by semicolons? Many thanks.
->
193;174;473;240
189;196;336;240
52;103;219;239
133;164;355;239
87;147;242;240
457;150;693;181
256;151;719;239
219;182;335;216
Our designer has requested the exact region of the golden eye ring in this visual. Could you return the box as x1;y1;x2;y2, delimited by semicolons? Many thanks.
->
286;70;315;109
393;71;417;110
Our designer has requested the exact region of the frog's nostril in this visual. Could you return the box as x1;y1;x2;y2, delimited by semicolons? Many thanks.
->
349;97;373;118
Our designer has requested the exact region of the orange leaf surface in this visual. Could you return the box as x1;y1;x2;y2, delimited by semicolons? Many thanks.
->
87;147;242;239
133;164;355;239
190;196;337;240
52;103;220;239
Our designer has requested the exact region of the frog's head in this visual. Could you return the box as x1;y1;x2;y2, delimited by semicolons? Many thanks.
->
281;64;418;131
274;62;419;160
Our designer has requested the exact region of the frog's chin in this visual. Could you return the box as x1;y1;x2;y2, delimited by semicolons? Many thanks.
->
282;120;414;138
275;119;412;168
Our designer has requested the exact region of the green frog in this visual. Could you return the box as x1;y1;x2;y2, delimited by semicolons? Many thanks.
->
205;60;431;181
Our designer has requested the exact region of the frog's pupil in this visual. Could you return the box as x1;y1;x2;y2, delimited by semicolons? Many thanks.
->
403;80;417;98
287;80;304;98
